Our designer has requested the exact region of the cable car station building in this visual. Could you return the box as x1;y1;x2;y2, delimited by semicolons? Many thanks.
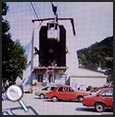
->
22;5;107;89
30;12;71;85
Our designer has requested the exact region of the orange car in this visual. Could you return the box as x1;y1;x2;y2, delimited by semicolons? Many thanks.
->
46;85;89;102
83;87;113;112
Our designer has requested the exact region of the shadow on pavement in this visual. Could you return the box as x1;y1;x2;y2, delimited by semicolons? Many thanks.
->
41;98;83;103
76;107;113;113
2;111;10;115
2;106;39;115
76;107;96;112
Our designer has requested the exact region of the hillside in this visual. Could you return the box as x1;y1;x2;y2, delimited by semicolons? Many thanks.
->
77;36;113;71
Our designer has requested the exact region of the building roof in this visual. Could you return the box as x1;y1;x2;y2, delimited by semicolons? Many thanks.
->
65;68;107;78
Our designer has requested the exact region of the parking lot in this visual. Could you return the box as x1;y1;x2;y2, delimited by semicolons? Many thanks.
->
2;93;113;115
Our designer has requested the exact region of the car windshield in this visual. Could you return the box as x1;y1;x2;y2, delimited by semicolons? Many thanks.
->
50;87;56;90
90;89;101;96
41;86;49;90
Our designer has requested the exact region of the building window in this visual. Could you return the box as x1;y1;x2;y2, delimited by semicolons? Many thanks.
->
38;74;43;82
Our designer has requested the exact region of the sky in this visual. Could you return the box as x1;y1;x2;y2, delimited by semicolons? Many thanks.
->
4;2;113;50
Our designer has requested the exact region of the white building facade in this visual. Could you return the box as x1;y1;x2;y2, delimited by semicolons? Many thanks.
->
22;19;107;90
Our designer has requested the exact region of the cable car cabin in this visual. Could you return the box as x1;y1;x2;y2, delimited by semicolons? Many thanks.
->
47;22;59;41
39;24;66;67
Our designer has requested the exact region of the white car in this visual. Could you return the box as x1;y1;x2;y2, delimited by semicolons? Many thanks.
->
35;86;57;99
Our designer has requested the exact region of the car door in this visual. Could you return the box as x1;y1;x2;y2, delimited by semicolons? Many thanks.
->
64;87;76;100
57;87;66;100
101;89;113;107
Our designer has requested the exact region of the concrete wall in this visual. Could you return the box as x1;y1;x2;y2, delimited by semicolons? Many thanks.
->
70;77;107;89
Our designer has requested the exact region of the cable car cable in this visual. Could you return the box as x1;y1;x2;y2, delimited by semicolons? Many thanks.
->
30;2;40;19
27;2;36;19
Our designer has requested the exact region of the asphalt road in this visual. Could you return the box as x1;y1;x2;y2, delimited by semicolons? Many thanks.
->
2;93;113;115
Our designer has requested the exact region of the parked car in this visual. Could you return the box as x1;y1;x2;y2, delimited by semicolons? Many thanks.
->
46;85;89;102
35;86;57;99
83;87;113;112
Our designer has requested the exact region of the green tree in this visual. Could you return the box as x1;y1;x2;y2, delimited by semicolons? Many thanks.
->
2;2;27;83
77;36;113;82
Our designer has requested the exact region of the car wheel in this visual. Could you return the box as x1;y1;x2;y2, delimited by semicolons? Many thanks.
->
78;96;83;102
95;103;105;112
40;94;45;99
52;96;58;102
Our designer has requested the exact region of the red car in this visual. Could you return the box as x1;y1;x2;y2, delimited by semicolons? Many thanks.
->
83;87;113;112
46;85;89;102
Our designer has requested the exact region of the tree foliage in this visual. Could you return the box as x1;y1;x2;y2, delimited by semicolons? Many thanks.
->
2;2;27;82
2;2;8;15
77;36;113;81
